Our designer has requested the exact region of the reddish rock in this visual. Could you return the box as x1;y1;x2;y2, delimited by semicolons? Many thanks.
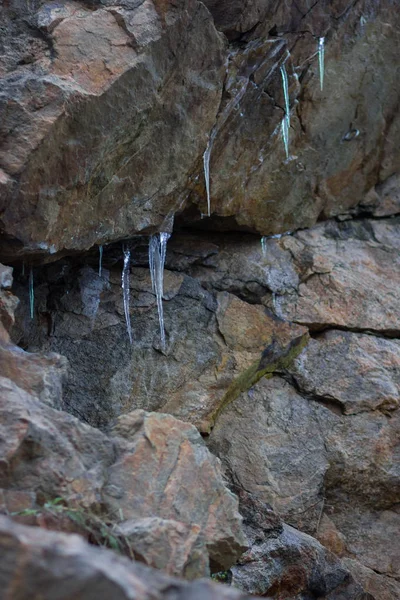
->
0;0;225;259
104;410;247;570
117;517;209;579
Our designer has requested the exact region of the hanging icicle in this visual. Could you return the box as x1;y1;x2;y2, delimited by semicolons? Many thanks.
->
29;267;34;320
280;64;290;158
318;37;325;91
261;236;268;258
98;245;103;277
280;65;290;127
149;232;171;351
203;77;248;217
203;138;213;218
121;246;133;345
281;116;290;159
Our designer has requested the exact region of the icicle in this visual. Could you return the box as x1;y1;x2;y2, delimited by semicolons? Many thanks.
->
279;64;290;158
318;37;325;91
149;236;157;294
280;65;290;127
159;232;170;280
29;267;34;320
203;139;213;218
149;232;171;351
121;246;133;345
261;236;268;258
98;245;103;277
281;116;290;159
203;77;248;217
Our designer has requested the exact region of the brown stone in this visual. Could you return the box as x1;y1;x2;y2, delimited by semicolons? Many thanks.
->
231;523;372;599
343;558;400;600
0;0;225;260
0;376;114;508
290;330;400;414
1;1;400;258
104;410;247;570
278;219;400;334
116;517;209;579
208;371;400;595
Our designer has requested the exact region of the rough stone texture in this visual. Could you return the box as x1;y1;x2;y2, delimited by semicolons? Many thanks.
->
343;558;400;600
208;377;330;528
0;370;246;573
290;330;400;414
208;371;400;597
278;218;400;334
104;410;247;570
231;523;373;600
0;263;68;407
11;241;307;431
360;173;400;218
0;264;13;289
0;343;68;409
0;516;256;600
182;1;400;235
0;0;225;259
1;1;400;258
116;517;209;579
0;376;115;509
0;263;19;337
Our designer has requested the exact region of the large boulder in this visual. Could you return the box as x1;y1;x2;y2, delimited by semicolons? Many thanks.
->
290;330;400;414
0;375;115;509
0;516;256;600
277;218;400;333
116;517;209;579
104;410;247;570
0;366;246;573
231;523;373;599
0;0;225;259
1;1;400;257
208;365;400;596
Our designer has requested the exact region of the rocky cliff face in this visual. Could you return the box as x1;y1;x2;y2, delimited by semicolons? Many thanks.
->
1;0;399;599
1;0;400;258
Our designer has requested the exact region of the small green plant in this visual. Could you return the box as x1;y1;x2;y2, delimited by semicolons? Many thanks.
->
211;570;232;585
12;497;133;557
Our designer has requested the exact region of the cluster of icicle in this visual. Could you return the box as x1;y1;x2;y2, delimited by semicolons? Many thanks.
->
115;234;171;350
204;37;326;215
280;37;325;160
27;39;327;336
28;235;172;351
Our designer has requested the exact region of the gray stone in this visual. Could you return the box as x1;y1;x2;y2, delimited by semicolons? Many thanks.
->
0;516;256;600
